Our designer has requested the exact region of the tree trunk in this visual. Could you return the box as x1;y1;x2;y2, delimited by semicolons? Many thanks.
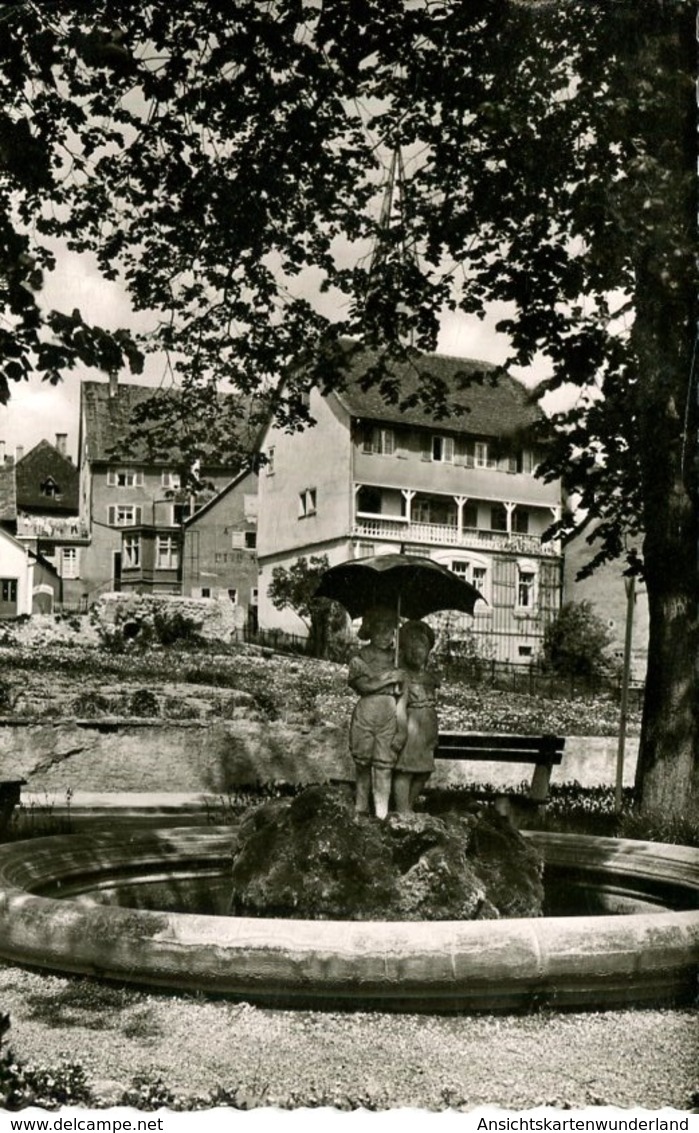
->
631;6;698;822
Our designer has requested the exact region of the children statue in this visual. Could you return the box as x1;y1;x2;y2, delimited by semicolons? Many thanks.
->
347;606;404;819
392;619;440;814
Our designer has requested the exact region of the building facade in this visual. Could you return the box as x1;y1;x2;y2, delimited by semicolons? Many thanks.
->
78;377;232;599
257;348;563;662
0;526;60;617
11;436;89;606
181;469;259;632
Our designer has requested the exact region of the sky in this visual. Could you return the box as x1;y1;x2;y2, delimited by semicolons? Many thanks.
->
0;244;557;466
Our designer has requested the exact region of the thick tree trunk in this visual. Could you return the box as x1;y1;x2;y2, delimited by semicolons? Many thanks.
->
631;5;698;822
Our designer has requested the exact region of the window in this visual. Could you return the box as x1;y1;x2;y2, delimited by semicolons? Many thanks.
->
107;505;142;526
60;547;79;579
266;448;275;475
228;588;238;604
156;535;179;570
107;468;143;487
1;579;17;603
516;565;537;610
519;449;536;474
490;504;508;532
357;542;375;558
244;530;257;549
161;470;181;489
518;645;533;658
475;442;497;469
298;488;317;517
123;535;141;568
512;509;529;534
362;426;395;455
432;435;454;463
250;587;259;606
41;477;61;499
451;560;470;580
201;588;211;598
472;565;487;591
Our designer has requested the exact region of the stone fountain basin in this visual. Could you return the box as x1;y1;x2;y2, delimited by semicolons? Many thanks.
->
0;827;697;1012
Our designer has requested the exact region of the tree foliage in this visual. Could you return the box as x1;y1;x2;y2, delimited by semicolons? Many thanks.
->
1;1;696;815
268;555;347;658
542;601;618;683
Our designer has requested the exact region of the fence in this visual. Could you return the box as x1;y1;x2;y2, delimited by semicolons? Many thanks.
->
240;627;643;705
438;656;644;705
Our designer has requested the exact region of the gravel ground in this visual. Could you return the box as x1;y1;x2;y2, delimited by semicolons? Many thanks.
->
0;964;697;1112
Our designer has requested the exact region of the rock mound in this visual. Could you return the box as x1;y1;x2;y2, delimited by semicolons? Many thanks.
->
229;785;544;921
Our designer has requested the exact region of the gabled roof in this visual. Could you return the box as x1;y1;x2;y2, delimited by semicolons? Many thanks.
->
81;381;174;464
0;462;16;522
80;379;255;467
184;466;257;528
15;440;79;514
329;343;543;439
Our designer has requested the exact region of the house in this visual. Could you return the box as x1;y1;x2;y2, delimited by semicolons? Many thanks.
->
78;375;237;598
0;526;60;617
11;435;89;607
256;345;563;662
181;468;259;631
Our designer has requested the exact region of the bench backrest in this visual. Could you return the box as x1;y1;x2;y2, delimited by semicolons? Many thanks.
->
436;733;565;765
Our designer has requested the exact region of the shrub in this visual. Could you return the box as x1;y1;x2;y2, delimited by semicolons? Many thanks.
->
152;608;203;647
542;601;619;682
72;690;110;717
128;688;161;717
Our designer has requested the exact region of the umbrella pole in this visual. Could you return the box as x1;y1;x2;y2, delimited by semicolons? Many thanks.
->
395;594;401;666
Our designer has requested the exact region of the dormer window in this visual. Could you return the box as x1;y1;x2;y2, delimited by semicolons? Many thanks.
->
474;442;497;469
41;477;61;499
362;426;395;455
431;435;454;463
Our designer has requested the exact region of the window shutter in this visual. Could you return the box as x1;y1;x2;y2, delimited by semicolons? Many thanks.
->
383;429;395;455
443;436;455;463
134;506;142;524
135;470;144;486
108;506;116;525
463;441;475;468
508;456;518;474
107;470;116;486
420;432;431;461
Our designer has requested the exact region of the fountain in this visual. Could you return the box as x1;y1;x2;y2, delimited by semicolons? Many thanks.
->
0;823;697;1012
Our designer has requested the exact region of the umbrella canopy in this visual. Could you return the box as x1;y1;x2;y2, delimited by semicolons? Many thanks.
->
313;553;484;622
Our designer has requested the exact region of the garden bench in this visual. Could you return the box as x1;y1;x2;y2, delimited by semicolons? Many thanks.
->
435;732;565;811
0;779;26;836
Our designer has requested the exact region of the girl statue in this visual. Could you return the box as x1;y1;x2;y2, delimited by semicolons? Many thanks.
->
392;619;440;814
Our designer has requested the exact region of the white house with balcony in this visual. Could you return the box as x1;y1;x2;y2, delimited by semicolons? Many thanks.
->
256;344;564;662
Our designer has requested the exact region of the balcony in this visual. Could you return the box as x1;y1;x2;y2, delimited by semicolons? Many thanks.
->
351;516;560;557
15;515;90;542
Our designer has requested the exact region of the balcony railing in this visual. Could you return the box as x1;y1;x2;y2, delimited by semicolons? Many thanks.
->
352;516;559;556
15;515;90;541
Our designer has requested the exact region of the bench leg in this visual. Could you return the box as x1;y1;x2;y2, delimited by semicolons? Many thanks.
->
530;763;553;803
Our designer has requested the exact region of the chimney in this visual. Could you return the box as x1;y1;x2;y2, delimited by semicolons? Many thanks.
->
0;441;4;463
15;445;23;463
109;370;118;398
55;433;67;456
